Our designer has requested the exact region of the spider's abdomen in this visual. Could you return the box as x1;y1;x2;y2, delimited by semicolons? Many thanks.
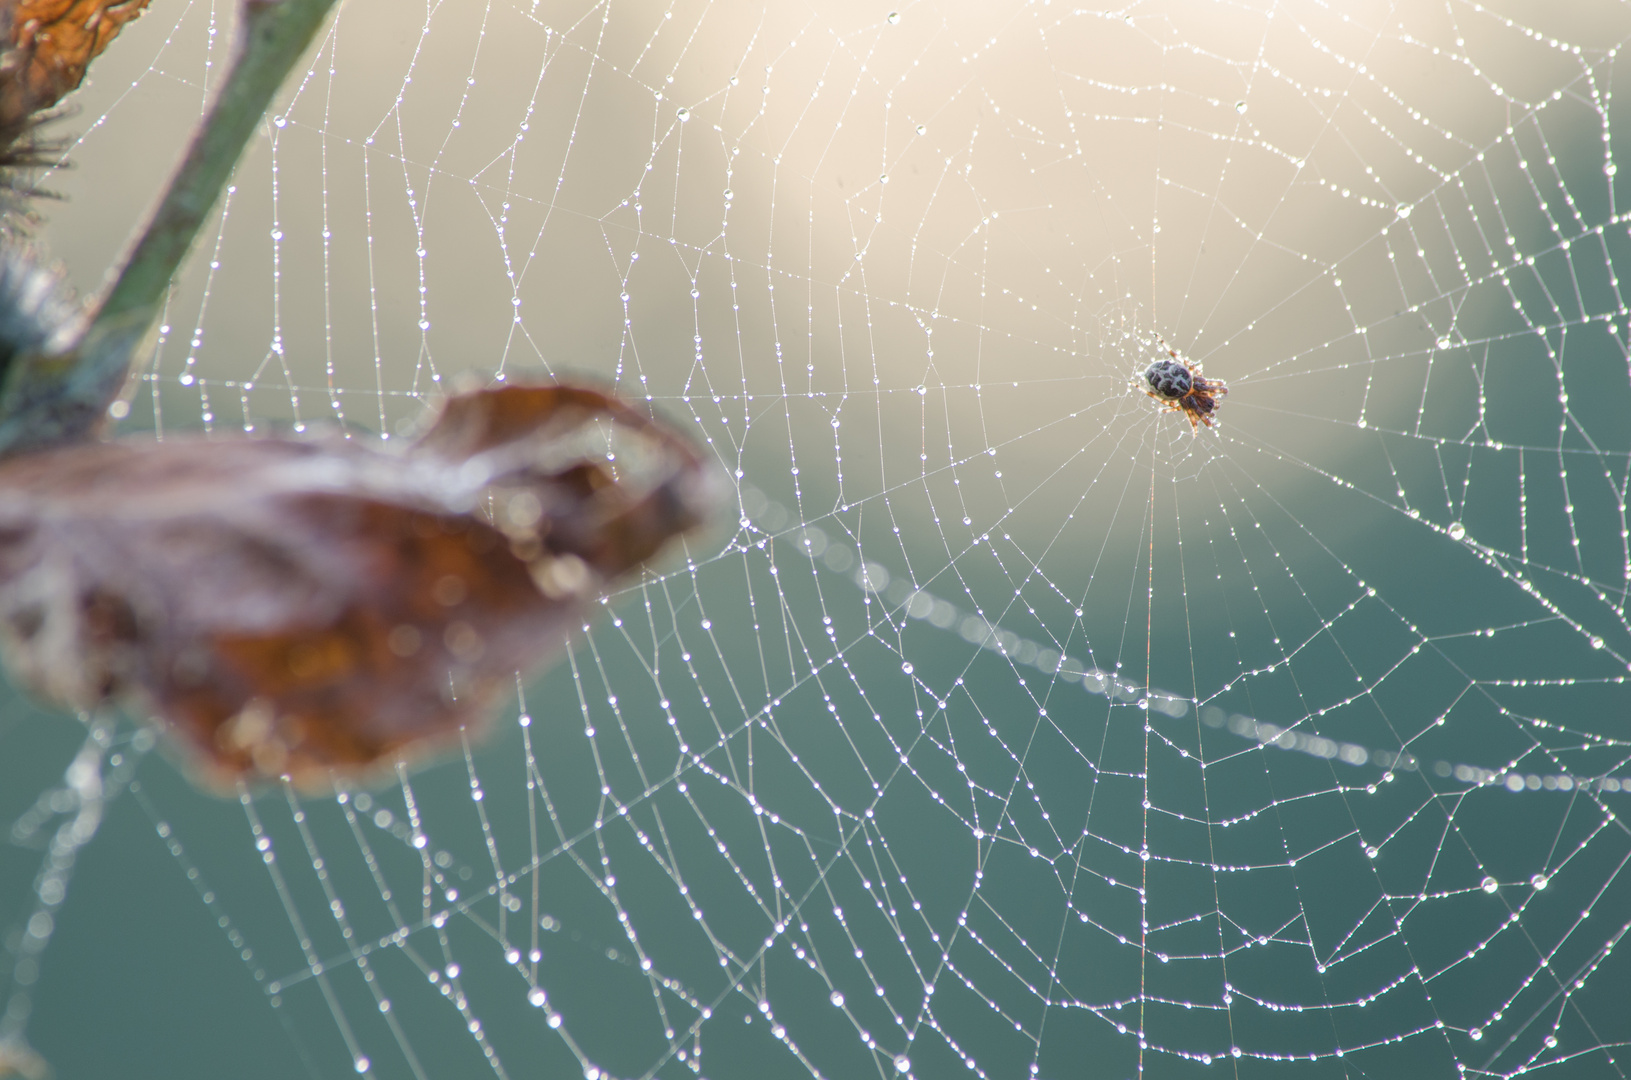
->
1145;358;1193;400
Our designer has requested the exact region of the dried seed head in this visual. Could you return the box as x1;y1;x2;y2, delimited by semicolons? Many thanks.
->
0;1;153;128
0;0;153;198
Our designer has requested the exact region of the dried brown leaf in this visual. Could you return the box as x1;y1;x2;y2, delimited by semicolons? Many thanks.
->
0;382;718;785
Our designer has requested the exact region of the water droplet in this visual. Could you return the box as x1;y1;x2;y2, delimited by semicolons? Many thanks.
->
901;662;914;675
894;1055;911;1072
1234;101;1247;113
677;107;691;121
1481;876;1498;893
830;991;845;1007
887;11;901;24
915;124;926;135
1531;874;1549;890
1470;1028;1483;1041
1396;204;1413;218
1448;522;1466;541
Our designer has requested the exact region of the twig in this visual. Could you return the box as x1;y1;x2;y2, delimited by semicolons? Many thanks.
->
0;0;341;457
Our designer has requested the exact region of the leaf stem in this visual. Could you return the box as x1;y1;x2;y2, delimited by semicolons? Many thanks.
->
0;0;340;456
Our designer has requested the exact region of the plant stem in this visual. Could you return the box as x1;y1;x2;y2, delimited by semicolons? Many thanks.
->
0;0;340;457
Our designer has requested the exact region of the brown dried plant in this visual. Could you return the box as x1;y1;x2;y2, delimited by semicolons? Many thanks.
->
0;0;151;150
0;382;718;785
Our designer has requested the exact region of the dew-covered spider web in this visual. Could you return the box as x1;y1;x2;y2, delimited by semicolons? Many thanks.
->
4;0;1631;1077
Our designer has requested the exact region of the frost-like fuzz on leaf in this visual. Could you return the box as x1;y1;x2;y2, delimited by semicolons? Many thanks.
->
0;241;73;370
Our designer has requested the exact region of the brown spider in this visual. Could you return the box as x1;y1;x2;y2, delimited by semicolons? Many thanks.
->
1138;338;1227;431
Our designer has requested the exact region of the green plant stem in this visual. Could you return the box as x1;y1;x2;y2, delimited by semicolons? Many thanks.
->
0;0;340;457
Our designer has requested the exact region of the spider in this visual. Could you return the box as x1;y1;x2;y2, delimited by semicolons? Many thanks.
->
1138;337;1227;431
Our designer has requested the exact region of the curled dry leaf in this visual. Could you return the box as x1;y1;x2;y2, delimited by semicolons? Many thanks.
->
0;0;152;138
0;382;719;784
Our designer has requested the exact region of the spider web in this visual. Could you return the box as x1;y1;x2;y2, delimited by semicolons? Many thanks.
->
4;0;1631;1077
